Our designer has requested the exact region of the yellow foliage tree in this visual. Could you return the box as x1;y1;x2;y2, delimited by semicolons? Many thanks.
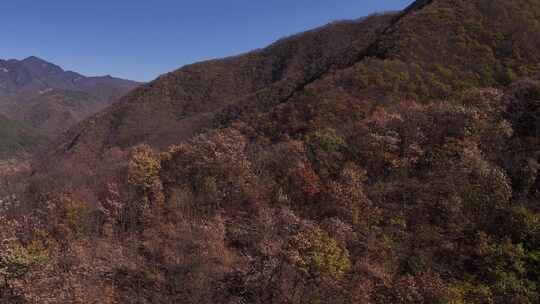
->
128;144;161;192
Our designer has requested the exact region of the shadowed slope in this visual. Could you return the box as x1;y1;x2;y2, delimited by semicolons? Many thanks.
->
0;113;46;157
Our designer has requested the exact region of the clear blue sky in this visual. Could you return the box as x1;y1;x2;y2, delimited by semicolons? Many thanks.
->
1;0;413;81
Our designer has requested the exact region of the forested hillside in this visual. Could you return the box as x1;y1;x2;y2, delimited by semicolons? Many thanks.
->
2;0;540;303
0;114;45;157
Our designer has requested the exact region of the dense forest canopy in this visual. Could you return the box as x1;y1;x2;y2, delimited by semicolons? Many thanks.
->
1;0;540;303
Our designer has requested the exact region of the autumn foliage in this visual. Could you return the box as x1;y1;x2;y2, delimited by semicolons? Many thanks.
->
2;0;540;303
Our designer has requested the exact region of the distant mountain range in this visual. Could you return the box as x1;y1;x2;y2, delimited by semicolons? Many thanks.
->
0;56;140;156
0;56;138;99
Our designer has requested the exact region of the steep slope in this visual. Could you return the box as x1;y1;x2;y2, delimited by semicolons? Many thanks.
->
5;1;540;303
54;13;396;158
55;0;540;164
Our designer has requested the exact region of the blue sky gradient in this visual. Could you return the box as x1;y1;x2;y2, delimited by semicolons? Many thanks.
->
1;0;413;81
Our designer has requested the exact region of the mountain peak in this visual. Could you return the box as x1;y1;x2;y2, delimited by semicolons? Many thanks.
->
19;55;64;76
22;55;47;62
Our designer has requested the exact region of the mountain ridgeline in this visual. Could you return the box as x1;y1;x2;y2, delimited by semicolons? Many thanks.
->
0;56;137;100
3;0;540;303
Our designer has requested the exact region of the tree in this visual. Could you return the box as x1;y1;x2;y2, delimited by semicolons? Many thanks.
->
127;144;161;193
